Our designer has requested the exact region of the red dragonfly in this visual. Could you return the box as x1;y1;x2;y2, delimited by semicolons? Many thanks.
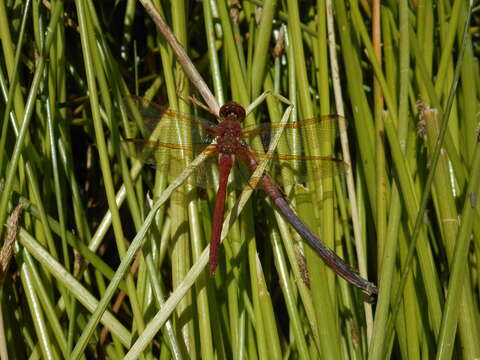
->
123;98;377;298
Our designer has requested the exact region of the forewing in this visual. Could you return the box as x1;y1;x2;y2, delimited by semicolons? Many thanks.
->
124;96;217;143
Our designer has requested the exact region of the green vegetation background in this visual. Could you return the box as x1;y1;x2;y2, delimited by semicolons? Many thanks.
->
0;0;478;359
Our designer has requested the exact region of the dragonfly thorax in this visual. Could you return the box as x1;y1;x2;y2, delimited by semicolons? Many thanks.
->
216;120;244;155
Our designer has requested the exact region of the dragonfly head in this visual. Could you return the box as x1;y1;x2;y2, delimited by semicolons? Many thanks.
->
219;101;246;123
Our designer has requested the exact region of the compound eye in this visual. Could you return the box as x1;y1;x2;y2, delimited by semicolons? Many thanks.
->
219;101;246;120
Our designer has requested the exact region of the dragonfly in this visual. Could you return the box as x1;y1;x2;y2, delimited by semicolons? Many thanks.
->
123;98;378;298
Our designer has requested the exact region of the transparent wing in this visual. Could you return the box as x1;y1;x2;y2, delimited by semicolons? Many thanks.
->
124;96;217;144
122;97;220;188
240;115;347;187
122;97;346;190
